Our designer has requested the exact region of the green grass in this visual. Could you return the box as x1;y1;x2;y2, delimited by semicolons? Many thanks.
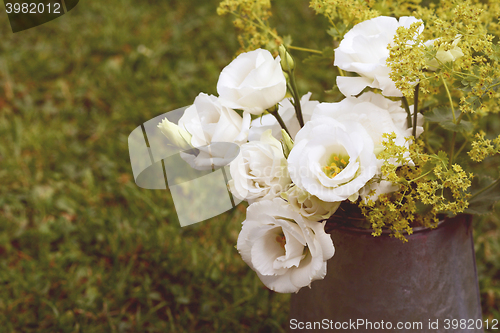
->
0;0;498;332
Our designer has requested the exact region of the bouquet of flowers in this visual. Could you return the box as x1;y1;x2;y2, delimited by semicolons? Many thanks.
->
159;0;500;293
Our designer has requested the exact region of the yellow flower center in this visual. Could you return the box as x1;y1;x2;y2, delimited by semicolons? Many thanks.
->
323;154;349;178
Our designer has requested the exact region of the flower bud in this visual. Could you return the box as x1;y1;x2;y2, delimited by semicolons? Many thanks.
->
158;117;192;150
424;36;464;71
278;44;295;73
281;129;294;158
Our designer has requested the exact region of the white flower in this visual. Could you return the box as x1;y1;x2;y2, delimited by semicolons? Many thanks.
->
311;92;423;201
281;185;340;221
179;93;250;146
217;49;287;115
178;93;250;170
248;92;319;141
334;16;424;97
287;118;377;202
180;143;240;170
229;130;290;203
237;198;335;293
424;36;464;71
312;92;423;154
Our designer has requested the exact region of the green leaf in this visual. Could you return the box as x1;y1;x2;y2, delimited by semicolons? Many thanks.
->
464;176;500;215
425;107;455;122
440;120;473;132
282;35;293;47
326;23;346;39
436;151;449;166
326;27;341;38
424;107;473;132
420;160;438;181
489;43;500;62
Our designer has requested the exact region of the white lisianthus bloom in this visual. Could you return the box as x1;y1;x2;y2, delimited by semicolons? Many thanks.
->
312;92;423;201
312;92;423;153
287;118;377;202
229;130;291;203
248;92;319;141
217;49;287;115
177;93;250;170
424;36;464;71
181;142;241;171
281;185;340;221
334;16;424;97
237;198;335;293
179;93;250;146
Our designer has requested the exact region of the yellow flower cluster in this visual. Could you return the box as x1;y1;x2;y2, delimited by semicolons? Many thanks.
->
309;0;379;38
387;0;500;116
360;133;472;242
386;21;428;97
217;0;283;54
468;132;500;162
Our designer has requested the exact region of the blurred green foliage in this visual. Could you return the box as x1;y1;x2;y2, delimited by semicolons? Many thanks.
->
0;0;498;332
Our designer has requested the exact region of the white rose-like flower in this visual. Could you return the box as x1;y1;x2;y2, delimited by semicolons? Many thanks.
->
178;93;250;170
229;130;290;203
248;92;319;141
312;92;423;153
281;185;340;221
287;118;377;202
424;36;464;71
217;49;287;115
179;93;250;146
237;198;335;293
334;16;424;97
312;92;423;202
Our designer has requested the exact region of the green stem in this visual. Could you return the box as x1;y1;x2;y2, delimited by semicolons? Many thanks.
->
441;74;456;123
454;138;469;158
468;177;500;201
401;96;412;129
288;70;304;127
412;83;419;138
441;74;463;167
423;122;436;154
287;45;322;54
251;13;281;41
328;18;342;38
449;132;457;167
228;11;281;43
449;112;465;167
489;81;500;89
269;109;291;138
409;169;433;183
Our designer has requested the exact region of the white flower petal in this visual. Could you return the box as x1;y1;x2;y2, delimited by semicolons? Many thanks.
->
217;49;287;115
236;198;335;293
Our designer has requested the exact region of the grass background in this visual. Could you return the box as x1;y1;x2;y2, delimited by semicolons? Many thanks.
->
0;0;498;332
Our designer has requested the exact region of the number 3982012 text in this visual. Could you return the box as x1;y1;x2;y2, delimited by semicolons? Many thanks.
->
5;2;61;14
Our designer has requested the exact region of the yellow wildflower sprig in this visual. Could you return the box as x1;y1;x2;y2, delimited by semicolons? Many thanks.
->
217;0;283;54
468;132;500;162
387;0;500;116
309;0;379;40
360;133;472;242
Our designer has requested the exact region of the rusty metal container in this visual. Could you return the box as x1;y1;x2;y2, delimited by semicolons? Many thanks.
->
290;215;483;332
